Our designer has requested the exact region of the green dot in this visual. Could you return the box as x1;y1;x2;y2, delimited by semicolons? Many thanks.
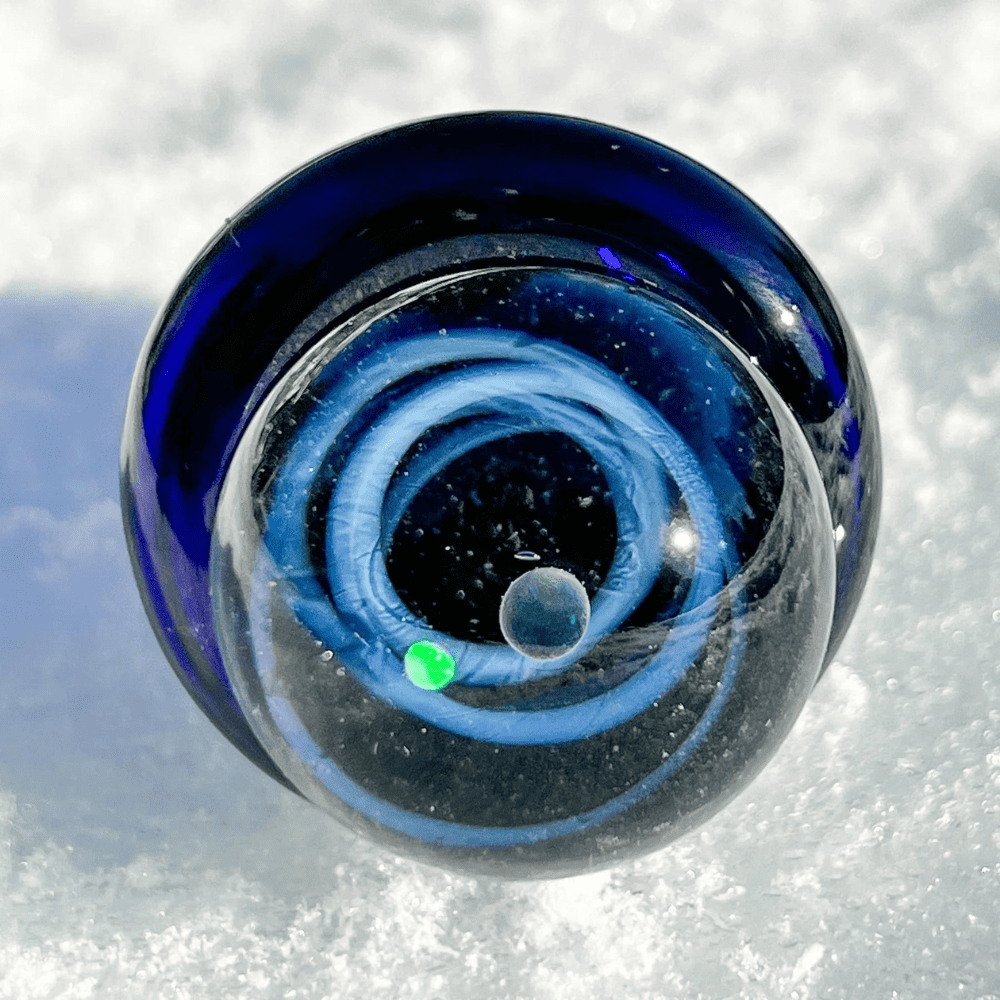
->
404;640;456;691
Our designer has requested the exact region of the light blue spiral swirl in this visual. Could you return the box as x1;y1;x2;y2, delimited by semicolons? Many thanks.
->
259;330;740;747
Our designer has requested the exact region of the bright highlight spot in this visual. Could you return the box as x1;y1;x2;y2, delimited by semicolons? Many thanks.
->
667;521;698;557
404;640;456;690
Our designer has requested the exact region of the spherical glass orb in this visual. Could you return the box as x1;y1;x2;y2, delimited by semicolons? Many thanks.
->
120;112;882;878
499;567;591;660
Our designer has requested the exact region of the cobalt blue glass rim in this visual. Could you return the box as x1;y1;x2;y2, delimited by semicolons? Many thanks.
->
120;110;881;781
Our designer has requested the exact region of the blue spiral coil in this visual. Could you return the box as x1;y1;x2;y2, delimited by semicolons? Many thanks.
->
231;323;748;847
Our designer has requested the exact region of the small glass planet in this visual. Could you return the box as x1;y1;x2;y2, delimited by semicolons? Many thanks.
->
499;567;591;661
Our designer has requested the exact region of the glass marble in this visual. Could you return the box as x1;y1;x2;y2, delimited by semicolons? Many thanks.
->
120;111;881;878
499;567;591;661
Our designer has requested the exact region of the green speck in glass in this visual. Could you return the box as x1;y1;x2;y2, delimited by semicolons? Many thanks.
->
404;640;456;691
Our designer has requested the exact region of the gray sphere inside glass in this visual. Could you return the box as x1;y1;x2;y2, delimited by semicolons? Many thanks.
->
499;566;591;660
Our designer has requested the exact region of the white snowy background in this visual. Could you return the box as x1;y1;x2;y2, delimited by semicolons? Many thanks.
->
2;1;999;997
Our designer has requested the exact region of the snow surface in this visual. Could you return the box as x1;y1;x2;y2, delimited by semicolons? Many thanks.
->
2;0;1000;996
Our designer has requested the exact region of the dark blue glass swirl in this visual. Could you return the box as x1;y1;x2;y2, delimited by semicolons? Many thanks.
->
121;112;881;877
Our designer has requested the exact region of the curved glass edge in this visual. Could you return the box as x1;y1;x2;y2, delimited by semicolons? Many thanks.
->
209;301;837;877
